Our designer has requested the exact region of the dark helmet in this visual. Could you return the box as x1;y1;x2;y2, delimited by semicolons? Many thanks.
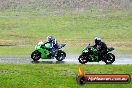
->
47;35;54;42
95;37;101;44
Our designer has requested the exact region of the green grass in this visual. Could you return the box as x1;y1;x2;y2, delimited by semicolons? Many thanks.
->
0;46;33;56
0;1;132;88
0;46;132;57
0;0;132;55
0;11;132;55
0;13;132;42
0;64;132;88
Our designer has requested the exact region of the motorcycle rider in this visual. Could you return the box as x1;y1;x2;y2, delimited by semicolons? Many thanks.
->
94;37;107;60
47;35;61;54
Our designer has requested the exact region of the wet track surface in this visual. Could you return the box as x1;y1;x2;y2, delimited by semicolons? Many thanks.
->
0;55;132;65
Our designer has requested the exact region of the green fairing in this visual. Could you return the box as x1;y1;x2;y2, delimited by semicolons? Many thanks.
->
35;45;49;59
89;55;99;62
92;47;97;52
83;47;99;62
83;48;88;52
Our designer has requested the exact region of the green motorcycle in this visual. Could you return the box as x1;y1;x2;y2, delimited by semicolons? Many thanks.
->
78;44;115;64
31;41;66;61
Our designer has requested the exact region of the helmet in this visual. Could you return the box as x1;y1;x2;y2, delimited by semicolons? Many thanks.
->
47;35;54;42
95;37;101;44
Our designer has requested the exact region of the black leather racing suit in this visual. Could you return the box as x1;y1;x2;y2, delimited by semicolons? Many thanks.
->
94;41;107;60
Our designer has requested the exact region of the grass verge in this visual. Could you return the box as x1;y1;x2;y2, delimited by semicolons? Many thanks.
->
0;46;132;56
0;64;132;88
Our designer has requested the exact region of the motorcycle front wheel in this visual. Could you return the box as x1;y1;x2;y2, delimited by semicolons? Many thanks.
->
104;53;115;64
31;50;41;61
78;55;88;64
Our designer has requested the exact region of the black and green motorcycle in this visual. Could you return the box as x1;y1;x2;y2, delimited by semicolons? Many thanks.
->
78;44;115;64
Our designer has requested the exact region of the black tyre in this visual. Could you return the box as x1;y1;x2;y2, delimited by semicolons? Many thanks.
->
55;50;66;61
104;53;115;64
78;55;88;64
31;50;41;61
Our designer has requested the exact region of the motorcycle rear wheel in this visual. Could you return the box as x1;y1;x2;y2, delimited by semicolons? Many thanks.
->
55;50;66;61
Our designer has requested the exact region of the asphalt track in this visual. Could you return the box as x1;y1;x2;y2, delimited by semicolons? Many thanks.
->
0;55;132;65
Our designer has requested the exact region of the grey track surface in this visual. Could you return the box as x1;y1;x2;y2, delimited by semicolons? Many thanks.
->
0;55;132;65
